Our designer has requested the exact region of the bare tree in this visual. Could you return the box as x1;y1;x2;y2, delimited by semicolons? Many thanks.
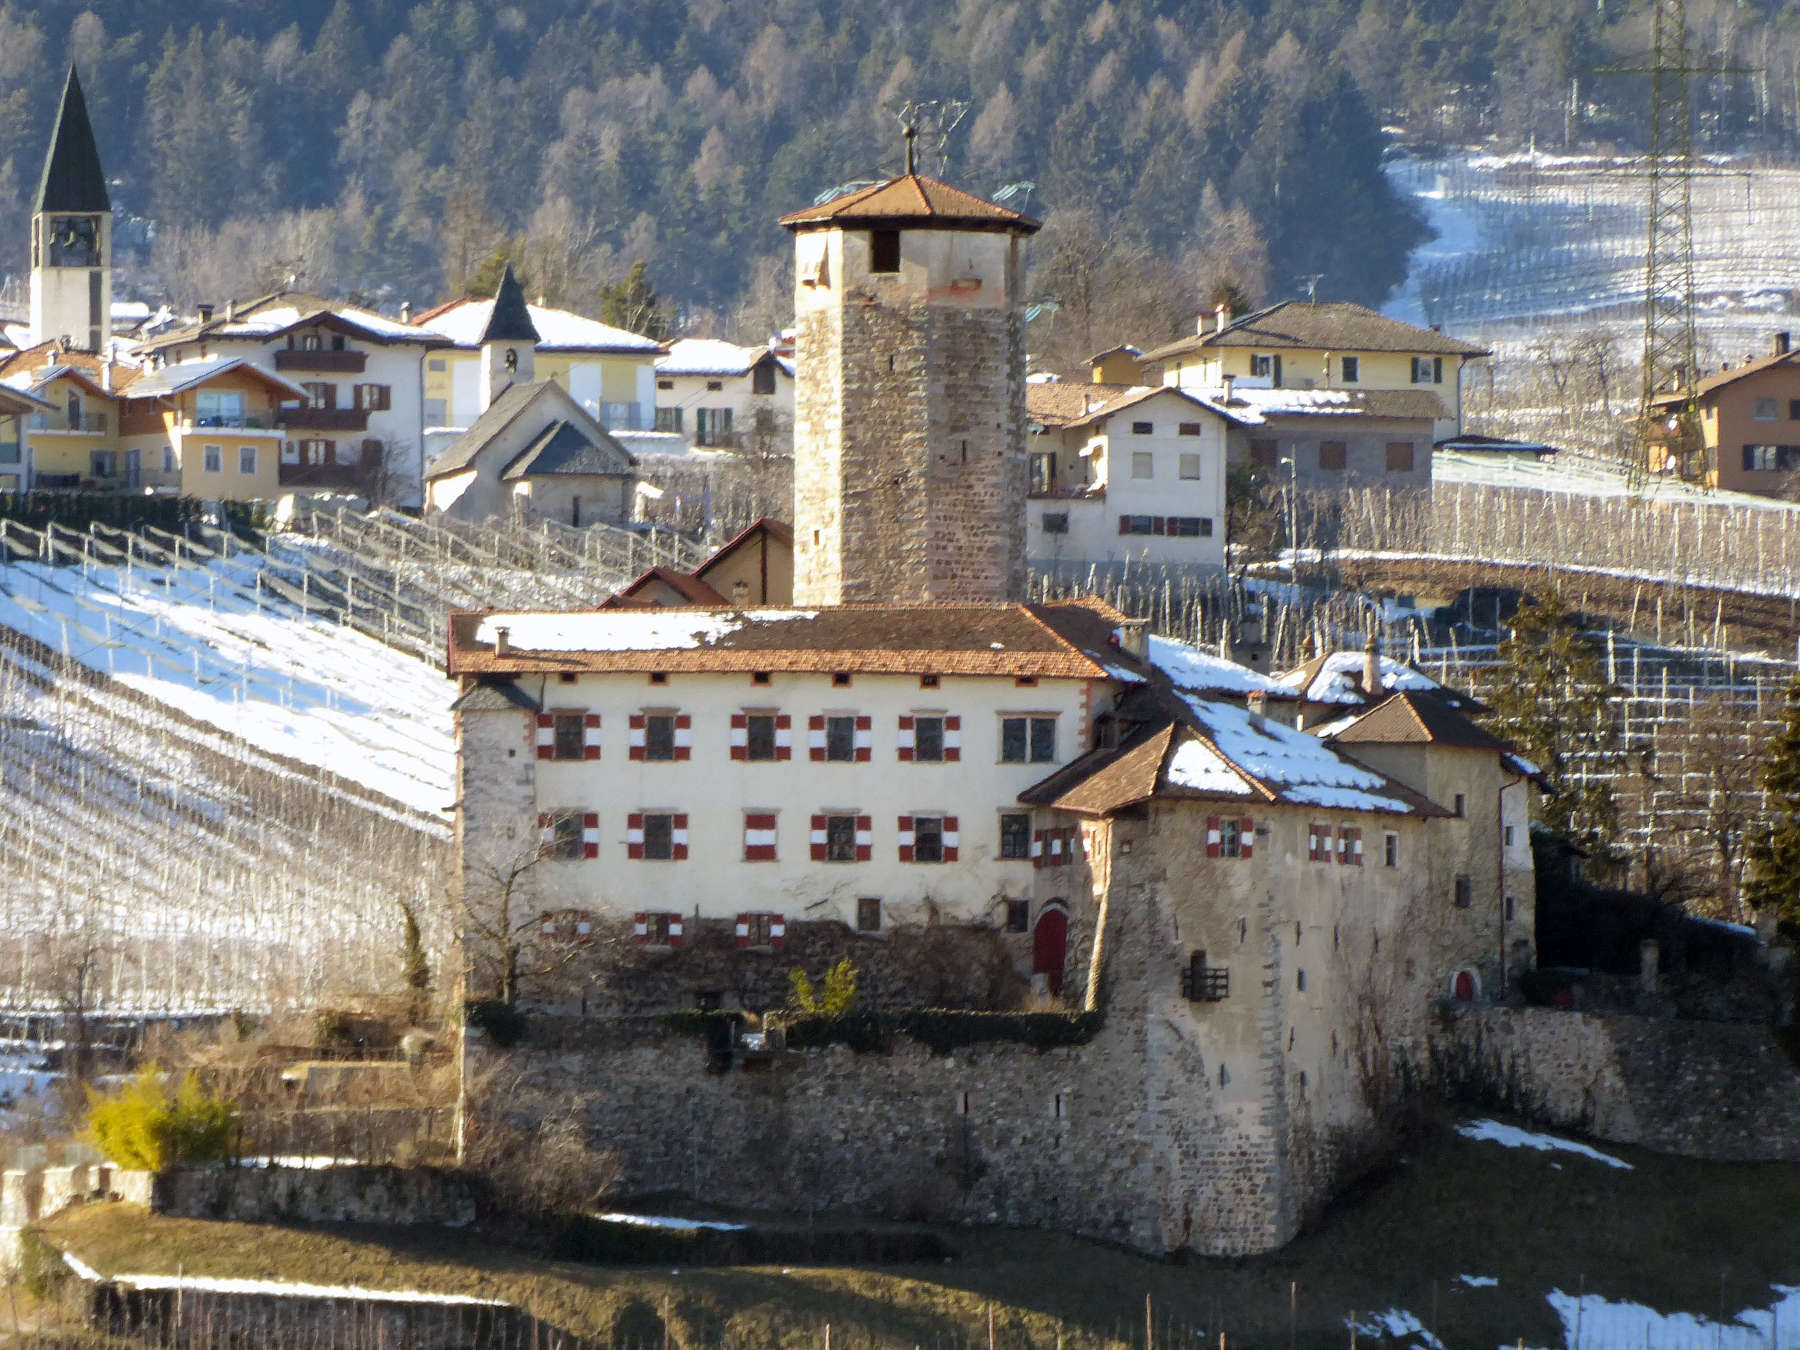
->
457;822;608;1006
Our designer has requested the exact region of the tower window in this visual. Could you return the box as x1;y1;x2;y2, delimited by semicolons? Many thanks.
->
869;229;901;274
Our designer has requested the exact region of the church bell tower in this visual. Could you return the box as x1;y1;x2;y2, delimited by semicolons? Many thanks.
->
781;143;1039;606
30;66;112;353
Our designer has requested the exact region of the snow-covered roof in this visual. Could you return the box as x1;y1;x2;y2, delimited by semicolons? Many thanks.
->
1177;695;1423;813
656;338;787;378
416;299;664;353
127;356;307;401
1277;651;1448;706
1147;633;1295;699
612;429;737;462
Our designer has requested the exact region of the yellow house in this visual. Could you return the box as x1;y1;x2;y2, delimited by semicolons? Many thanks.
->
1138;301;1488;441
0;384;52;491
120;357;306;500
0;342;122;487
411;296;665;438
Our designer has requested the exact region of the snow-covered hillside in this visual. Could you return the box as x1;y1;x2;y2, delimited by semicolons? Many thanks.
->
0;550;453;817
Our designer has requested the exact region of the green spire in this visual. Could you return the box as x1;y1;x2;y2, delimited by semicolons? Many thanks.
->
34;66;110;215
480;263;539;345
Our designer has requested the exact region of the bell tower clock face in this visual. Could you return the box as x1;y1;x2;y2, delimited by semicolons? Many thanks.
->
47;216;100;268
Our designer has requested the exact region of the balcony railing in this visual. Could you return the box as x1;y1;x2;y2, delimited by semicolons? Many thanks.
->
280;462;368;489
189;413;274;430
1027;482;1104;500
1180;965;1229;1002
280;407;370;432
26;413;108;434
274;348;367;374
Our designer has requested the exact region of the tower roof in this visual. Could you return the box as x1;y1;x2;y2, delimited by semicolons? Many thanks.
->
479;264;540;345
34;66;110;215
779;173;1040;235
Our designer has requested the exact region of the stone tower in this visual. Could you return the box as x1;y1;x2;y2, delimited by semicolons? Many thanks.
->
781;155;1039;606
479;263;539;412
30;67;112;353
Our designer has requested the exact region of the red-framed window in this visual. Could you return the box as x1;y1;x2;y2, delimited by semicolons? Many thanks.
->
536;711;600;761
1206;816;1254;860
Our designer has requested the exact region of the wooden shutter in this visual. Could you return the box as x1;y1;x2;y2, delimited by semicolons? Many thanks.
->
897;814;915;862
628;713;646;761
674;713;692;761
810;813;828;861
1206;816;1221;859
942;815;959;862
943;716;961;763
667;914;684;948
583;713;601;760
855;814;872;861
535;712;554;760
854;715;872;761
730;712;748;760
1032;829;1045;867
626;811;645;859
1239;818;1254;859
897;715;915;762
633;912;648;945
537;812;555;857
769;915;786;951
735;912;751;949
775;713;792;761
582;812;599;859
671;813;689;860
809;715;826;762
744;811;777;862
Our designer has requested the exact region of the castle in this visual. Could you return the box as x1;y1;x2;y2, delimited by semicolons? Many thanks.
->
448;161;1536;1256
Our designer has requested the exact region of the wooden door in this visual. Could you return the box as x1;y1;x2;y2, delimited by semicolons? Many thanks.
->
1033;905;1069;996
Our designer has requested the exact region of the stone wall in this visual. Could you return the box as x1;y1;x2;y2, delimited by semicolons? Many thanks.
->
1432;1004;1800;1161
151;1164;478;1227
0;1161;149;1272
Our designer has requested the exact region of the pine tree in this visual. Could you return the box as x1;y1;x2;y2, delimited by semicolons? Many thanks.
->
1743;675;1800;939
1482;593;1623;856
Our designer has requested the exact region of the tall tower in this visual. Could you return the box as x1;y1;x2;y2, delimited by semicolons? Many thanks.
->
30;67;112;353
781;150;1039;606
479;263;539;412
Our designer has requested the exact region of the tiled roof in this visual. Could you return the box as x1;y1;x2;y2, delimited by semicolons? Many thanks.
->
35;67;109;214
779;173;1040;233
1139;302;1488;364
500;419;634;480
691;517;794;584
1330;690;1511;752
446;602;1133;679
425;382;545;477
1017;722;1174;814
1652;348;1800;403
0;384;52;415
451;680;542;713
603;568;730;608
1278;651;1483;711
136;293;439;353
125;356;306;402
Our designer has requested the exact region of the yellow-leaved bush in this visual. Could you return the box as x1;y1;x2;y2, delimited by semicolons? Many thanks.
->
84;1066;238;1171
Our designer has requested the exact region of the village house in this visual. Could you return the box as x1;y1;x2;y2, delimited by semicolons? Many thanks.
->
1140;300;1488;445
424;267;636;527
450;156;1536;1259
604;518;795;609
1024;382;1231;570
653;338;795;454
0;384;49;491
1650;332;1800;495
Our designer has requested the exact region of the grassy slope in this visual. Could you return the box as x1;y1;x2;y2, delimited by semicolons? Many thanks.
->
39;1121;1800;1350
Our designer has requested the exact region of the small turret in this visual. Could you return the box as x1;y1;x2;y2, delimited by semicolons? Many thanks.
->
29;66;112;352
479;263;539;412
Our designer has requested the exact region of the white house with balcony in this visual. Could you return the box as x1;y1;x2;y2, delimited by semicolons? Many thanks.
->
654;339;795;453
1024;382;1233;570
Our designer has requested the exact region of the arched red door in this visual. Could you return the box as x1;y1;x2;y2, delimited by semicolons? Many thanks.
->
1452;969;1476;1002
1033;905;1069;995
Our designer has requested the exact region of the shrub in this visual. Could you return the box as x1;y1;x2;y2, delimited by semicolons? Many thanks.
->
84;1067;238;1171
464;999;528;1047
16;1228;70;1300
788;958;859;1015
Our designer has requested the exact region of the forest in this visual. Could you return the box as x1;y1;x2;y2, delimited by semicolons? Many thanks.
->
1;0;1798;351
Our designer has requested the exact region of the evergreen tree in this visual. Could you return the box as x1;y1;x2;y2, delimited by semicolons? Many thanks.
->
1482;593;1623;856
598;260;673;340
1743;675;1800;940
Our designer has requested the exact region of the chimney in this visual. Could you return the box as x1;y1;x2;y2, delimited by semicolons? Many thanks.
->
1220;373;1236;402
1215;303;1230;333
1777;331;1792;356
731;579;750;608
1114;619;1149;660
225;300;236;322
1362;636;1382;699
493;626;511;657
197;303;214;324
1247;690;1268;731
101;359;112;393
400;301;413;325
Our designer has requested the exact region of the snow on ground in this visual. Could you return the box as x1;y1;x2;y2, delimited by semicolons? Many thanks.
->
594;1212;748;1232
1344;1309;1444;1349
1455;1119;1633;1170
1433;448;1800;511
1543;1284;1800;1350
109;1271;506;1306
0;554;453;817
1456;1275;1499;1288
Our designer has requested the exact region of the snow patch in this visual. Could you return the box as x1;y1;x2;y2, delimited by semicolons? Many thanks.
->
1166;739;1252;796
1344;1309;1443;1348
1182;697;1417;814
1147;634;1289;697
1544;1284;1800;1350
476;608;811;653
1455;1118;1633;1170
111;1273;506;1305
594;1212;748;1232
1456;1275;1499;1289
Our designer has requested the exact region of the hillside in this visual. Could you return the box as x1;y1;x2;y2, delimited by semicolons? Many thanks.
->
36;1118;1800;1349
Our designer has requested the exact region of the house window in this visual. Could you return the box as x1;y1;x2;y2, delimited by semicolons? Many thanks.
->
1250;439;1277;468
203;444;222;474
869;228;901;273
428;358;447;373
551;712;587;761
752;362;776;396
194;390;246;426
1131;421;1153;436
301;382;333;410
657;378;674;391
1453;793;1467;818
911;815;946;862
654;407;683;432
1505;893;1516;921
826;714;857;762
161;446;174;473
1181;951;1229;1001
856;897;882;932
1005;898;1030;932
1319;441;1347;471
1178;422;1201;437
1410;356;1444;384
825;814;859;862
1753;397;1780;421
1503;824;1516;847
1169;516;1212;537
746;713;774;760
1384;833;1399;867
903;714;952;763
1385;441;1415;472
1742;444;1800;471
539;810;586;861
637;911;676;945
1001;716;1057;764
238;446;257;475
740;912;775;946
1000;812;1032;860
1308;824;1331;862
1042;511;1069;534
645;714;676;760
1208;816;1253;860
1131;451;1154;478
1178;452;1201;479
353;384;392;412
1119;514;1156;535
1337;827;1363;865
1341;355;1360;383
1454;874;1473;908
90;450;116;479
631;811;687;861
1790;400;1800;420
1250;355;1273;378
919;675;940;689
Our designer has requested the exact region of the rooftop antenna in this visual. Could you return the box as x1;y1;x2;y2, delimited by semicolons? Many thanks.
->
889;98;971;178
1297;274;1325;304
